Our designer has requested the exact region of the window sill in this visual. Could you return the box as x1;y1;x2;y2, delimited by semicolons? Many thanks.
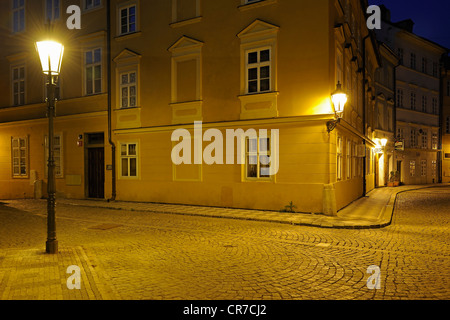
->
115;31;142;42
170;16;203;28
238;0;278;12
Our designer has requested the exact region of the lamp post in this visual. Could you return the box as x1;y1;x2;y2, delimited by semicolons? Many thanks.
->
327;82;348;133
36;40;64;254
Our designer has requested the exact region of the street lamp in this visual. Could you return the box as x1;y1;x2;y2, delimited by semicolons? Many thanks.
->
327;82;348;133
36;40;64;254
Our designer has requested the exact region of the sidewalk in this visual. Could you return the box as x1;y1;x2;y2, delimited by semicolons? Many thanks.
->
57;184;450;229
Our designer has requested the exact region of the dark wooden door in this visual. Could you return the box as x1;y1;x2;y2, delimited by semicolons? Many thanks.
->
88;148;105;198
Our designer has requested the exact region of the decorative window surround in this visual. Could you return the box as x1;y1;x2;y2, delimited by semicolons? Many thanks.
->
237;19;279;120
168;36;204;125
238;0;278;11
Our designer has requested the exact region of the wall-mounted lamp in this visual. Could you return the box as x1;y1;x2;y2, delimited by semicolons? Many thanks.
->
327;82;348;133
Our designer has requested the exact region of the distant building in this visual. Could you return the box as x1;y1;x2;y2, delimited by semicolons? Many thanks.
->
375;6;447;185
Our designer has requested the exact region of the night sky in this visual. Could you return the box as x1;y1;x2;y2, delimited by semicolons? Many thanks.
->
369;0;450;50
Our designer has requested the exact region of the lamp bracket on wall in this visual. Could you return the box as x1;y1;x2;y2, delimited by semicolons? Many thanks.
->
327;118;341;133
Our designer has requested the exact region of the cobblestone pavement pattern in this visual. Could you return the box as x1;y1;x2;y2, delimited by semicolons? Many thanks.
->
0;186;449;300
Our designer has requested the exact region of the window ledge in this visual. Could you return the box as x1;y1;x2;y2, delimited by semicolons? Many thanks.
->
115;31;142;42
238;0;278;12
170;16;203;28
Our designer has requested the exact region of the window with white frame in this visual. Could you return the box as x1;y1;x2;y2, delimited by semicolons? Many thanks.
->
245;136;272;180
337;136;343;181
432;133;438;150
432;161;437;178
119;4;136;35
246;48;271;94
45;134;63;178
85;48;102;95
120;71;137;108
120;143;138;178
12;137;28;177
421;160;427;177
410;160;416;177
45;0;60;21
85;0;101;10
12;0;25;33
12;66;25;106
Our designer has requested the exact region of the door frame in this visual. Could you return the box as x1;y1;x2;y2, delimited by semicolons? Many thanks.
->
84;132;105;199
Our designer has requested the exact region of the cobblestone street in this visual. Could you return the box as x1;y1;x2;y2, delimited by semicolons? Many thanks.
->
0;187;449;300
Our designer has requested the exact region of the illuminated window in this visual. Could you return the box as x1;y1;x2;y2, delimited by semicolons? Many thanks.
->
422;131;428;149
432;133;438;150
245;136;272;180
120;143;138;178
337;136;343;181
12;137;28;177
120;71;137;108
410;160;416;177
431;161;437;178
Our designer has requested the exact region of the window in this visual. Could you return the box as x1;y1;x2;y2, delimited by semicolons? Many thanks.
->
172;0;200;23
421;160;427;177
433;62;438;77
397;48;403;65
432;133;438;150
45;0;60;21
12;66;25;106
120;71;137;108
410;129;416;148
432;161;437;178
346;140;351;180
397;89;403;108
45;134;63;178
245;136;272;179
119;5;136;35
337;136;343;181
85;48;102;95
12;0;25;33
410;160;416;177
422;57;427;74
246;48;271;94
422;95;427;113
422;132;428;149
410;53;416;70
410;92;416;110
432;98;438;115
12;137;28;177
120;143;138;178
85;0;101;10
397;128;404;140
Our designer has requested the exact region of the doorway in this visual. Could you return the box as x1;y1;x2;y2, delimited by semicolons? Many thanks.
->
85;133;105;199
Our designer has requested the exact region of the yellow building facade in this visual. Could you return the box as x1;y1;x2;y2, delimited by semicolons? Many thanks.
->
442;56;450;183
0;0;383;215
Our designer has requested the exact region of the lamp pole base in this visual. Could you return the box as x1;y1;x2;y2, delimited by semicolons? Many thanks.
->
46;240;58;254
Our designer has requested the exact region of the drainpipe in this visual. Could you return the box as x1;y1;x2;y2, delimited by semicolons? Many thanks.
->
362;34;370;196
107;0;116;202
